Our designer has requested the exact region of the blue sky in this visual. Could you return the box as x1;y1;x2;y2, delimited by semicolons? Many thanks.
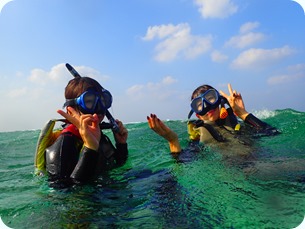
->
0;0;305;132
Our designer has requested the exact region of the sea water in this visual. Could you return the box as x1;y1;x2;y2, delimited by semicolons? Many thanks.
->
0;109;305;228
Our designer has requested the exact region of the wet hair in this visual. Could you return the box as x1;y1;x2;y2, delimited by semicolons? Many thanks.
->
65;77;104;99
191;84;216;100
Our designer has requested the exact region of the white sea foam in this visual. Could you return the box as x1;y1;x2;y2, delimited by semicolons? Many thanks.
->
251;109;277;120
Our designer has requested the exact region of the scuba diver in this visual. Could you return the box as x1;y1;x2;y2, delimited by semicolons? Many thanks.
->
35;65;128;187
147;83;279;163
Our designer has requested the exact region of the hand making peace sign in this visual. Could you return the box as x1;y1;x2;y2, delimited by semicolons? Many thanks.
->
219;84;249;120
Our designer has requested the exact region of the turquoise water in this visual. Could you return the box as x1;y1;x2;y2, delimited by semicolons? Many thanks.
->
0;109;305;228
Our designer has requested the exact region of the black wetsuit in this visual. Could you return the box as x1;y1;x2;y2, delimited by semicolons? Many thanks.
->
175;113;280;163
244;113;279;136
45;124;128;186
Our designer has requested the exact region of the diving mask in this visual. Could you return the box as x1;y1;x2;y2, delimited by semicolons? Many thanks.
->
64;89;112;115
190;89;221;116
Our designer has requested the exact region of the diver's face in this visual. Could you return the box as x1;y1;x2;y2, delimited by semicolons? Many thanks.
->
198;107;220;122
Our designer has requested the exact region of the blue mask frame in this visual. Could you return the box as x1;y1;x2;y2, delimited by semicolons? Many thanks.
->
64;89;112;115
190;89;221;116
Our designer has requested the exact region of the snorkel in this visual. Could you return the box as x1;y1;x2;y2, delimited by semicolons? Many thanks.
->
65;63;120;133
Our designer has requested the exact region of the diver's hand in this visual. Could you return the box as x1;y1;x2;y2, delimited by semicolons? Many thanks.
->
219;84;249;120
57;107;101;151
147;114;181;153
113;119;128;144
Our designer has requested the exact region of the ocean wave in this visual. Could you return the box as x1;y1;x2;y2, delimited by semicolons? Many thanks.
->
252;109;277;119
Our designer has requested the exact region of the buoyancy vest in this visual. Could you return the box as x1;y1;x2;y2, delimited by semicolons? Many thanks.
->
34;119;64;175
188;109;240;143
34;119;116;176
188;118;256;159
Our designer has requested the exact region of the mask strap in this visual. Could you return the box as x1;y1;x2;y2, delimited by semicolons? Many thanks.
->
63;99;76;108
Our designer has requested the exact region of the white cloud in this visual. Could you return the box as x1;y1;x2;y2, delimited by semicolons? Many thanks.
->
0;63;112;132
211;50;228;63
225;22;265;49
239;21;260;34
116;76;189;123
28;63;109;85
142;24;185;41
287;63;305;72
225;32;265;49
126;76;178;99
267;63;305;85
194;0;238;19
267;74;304;85
183;36;213;59
28;63;71;85
162;75;178;85
126;84;144;97
76;66;110;81
7;87;28;98
231;46;295;70
142;23;212;62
